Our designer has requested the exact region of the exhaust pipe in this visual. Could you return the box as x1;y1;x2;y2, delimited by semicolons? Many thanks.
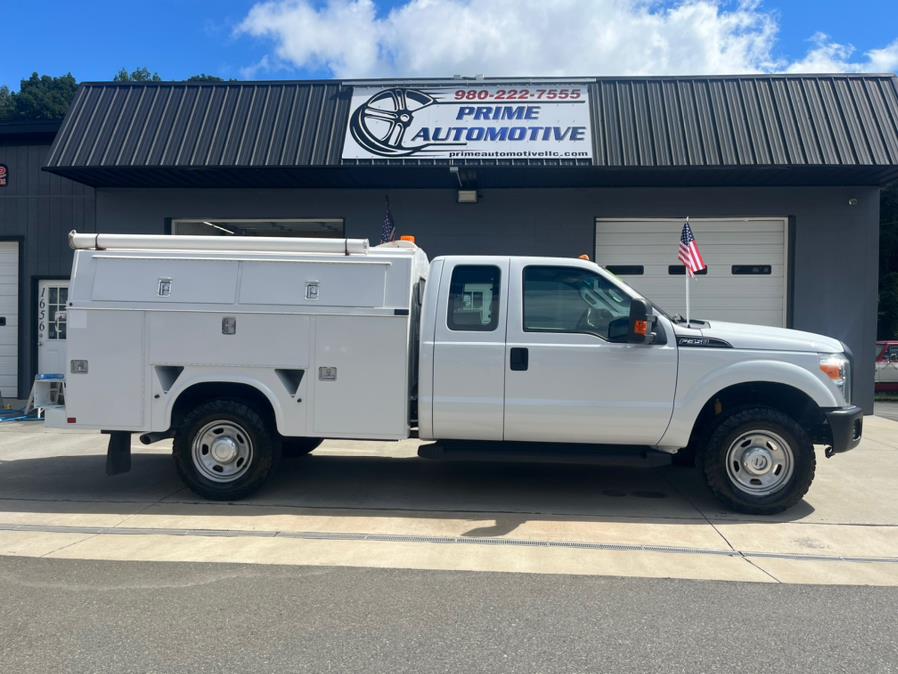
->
139;431;173;445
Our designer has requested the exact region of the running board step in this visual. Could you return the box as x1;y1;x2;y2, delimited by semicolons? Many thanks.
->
417;441;671;467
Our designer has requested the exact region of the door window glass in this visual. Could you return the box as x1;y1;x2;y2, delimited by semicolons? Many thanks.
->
523;266;631;341
448;266;501;331
39;284;68;341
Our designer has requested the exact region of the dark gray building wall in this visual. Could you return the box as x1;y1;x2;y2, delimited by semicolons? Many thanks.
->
0;140;95;397
96;184;879;411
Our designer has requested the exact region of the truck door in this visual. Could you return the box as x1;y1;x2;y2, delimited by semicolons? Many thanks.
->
430;258;509;440
503;260;677;445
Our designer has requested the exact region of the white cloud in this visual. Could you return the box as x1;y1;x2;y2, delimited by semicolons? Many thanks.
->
235;0;898;78
786;33;898;74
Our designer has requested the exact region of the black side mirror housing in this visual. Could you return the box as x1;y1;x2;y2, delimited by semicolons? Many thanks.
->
628;298;652;344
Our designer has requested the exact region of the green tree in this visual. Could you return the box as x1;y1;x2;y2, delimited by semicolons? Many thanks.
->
113;67;162;82
186;74;223;82
0;86;14;121
879;184;898;339
0;73;78;122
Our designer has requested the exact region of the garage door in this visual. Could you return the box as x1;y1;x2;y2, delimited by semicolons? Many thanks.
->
595;218;787;327
0;242;18;396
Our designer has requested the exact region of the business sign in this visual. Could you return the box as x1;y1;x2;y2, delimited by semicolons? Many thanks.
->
342;84;592;160
0;164;7;187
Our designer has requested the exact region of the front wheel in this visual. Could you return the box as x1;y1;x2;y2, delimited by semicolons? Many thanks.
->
173;399;281;500
701;407;816;515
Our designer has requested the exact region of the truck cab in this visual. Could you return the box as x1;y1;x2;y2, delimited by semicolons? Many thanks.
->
420;256;677;446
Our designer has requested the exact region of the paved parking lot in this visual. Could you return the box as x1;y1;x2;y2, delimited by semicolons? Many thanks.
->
1;415;897;586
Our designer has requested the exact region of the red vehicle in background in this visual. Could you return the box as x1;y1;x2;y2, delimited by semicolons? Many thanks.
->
875;341;898;392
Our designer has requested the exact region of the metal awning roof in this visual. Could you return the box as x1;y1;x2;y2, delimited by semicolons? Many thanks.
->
44;75;898;187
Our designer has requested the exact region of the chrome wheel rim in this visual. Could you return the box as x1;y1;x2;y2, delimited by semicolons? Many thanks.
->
191;420;253;483
724;430;794;497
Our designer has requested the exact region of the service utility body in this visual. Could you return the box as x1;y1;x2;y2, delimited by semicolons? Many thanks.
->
46;232;864;514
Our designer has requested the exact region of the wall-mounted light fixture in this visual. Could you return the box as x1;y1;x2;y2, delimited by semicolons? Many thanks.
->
450;166;478;203
449;165;463;187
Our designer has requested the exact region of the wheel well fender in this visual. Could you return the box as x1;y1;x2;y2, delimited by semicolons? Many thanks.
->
166;378;283;434
660;359;839;449
684;381;829;451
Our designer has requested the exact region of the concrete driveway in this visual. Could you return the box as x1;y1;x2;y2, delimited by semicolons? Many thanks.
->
1;415;897;586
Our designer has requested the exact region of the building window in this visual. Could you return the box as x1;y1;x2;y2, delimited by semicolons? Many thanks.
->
732;265;772;275
605;265;644;275
523;266;631;341
668;265;708;275
171;219;344;238
447;266;501;332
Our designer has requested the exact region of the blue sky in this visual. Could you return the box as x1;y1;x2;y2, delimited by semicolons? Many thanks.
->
2;0;897;88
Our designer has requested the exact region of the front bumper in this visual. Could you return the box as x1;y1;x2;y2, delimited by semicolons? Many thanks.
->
824;405;864;456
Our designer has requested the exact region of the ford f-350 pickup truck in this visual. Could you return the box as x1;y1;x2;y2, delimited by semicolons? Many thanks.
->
46;232;863;514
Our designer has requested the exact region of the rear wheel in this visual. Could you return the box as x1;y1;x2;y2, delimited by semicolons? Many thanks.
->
701;406;816;515
173;399;281;500
282;437;324;458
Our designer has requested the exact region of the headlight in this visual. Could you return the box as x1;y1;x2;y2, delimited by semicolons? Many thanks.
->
819;353;851;403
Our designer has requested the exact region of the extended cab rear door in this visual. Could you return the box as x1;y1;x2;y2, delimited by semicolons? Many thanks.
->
503;259;677;445
429;257;510;440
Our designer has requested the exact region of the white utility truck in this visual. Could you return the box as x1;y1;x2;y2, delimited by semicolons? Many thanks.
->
47;231;863;514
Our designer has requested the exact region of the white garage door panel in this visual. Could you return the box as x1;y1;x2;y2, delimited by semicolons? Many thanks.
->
598;233;785;246
596;218;787;327
595;244;786;257
0;243;18;395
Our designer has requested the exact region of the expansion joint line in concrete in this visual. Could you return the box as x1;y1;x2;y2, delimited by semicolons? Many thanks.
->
2;523;898;566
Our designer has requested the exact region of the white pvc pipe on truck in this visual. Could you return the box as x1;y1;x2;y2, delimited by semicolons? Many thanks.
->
68;230;370;255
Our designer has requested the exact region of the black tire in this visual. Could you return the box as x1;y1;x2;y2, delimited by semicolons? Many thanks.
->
173;399;281;500
701;406;816;515
282;437;324;458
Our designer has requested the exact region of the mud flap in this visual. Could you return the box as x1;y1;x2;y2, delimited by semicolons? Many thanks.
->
103;431;132;475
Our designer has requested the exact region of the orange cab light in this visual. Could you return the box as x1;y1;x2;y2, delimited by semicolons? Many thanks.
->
578;254;590;260
634;320;649;336
400;235;416;243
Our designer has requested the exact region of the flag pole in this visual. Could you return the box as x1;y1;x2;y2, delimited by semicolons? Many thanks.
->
685;216;690;327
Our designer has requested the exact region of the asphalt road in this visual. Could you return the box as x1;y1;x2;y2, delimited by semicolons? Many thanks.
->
1;556;896;674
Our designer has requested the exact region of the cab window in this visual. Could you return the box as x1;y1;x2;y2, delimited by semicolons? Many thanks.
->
523;266;631;341
447;265;501;331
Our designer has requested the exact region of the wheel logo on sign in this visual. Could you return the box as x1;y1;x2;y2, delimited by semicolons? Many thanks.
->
349;88;438;157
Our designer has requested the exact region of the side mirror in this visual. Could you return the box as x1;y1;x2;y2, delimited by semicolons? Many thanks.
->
628;298;652;344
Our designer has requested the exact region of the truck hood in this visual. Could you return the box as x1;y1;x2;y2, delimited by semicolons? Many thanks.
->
677;320;844;353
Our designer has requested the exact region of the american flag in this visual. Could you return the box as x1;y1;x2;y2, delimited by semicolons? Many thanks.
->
678;221;707;278
380;197;396;244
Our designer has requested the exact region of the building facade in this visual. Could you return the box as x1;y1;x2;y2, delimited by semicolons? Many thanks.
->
0;120;94;400
2;75;897;410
